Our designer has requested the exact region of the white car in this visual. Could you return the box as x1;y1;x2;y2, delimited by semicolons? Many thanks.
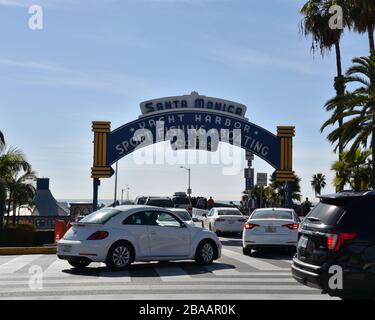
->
57;205;221;270
203;207;247;235
168;208;195;226
242;208;300;255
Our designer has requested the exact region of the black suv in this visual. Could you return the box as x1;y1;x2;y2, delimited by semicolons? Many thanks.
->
292;191;375;300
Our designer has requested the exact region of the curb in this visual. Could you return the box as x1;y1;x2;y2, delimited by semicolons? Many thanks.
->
0;247;57;255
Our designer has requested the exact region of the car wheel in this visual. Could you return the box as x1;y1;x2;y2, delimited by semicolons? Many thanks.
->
68;260;91;269
242;247;252;256
106;241;134;271
195;240;216;265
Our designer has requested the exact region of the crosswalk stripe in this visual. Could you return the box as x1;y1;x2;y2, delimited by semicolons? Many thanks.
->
222;249;286;271
0;284;319;294
0;255;43;274
0;277;297;286
43;259;72;277
153;265;191;281
0;293;336;300
3;293;338;301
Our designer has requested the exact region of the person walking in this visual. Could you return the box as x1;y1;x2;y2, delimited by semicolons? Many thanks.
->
207;196;214;209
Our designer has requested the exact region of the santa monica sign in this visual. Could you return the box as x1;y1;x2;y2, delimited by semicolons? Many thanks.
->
140;92;247;118
90;92;295;209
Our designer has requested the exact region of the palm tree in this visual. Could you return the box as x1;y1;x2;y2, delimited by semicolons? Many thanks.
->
0;147;32;229
331;149;372;190
0;131;4;151
267;175;302;207
311;173;327;196
344;0;375;54
301;0;349;159
324;56;375;187
8;170;36;226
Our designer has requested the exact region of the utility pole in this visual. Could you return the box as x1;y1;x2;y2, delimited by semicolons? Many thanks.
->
180;166;191;200
113;161;118;206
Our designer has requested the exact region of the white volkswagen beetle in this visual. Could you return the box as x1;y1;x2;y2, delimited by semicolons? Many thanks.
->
57;205;221;270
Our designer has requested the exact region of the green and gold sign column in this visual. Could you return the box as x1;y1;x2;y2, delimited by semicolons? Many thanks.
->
91;121;112;211
276;126;295;208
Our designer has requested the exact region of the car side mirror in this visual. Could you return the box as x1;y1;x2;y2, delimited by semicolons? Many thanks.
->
202;214;207;218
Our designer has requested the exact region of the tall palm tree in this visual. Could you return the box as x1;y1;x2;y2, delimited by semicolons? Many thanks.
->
311;173;327;196
331;149;372;190
301;0;349;159
344;0;375;54
324;56;375;187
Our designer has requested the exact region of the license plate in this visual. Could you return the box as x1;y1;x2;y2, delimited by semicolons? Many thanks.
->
298;236;308;249
61;245;72;253
265;226;276;233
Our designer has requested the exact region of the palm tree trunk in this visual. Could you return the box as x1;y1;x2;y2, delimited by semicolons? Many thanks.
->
12;201;16;226
334;40;345;191
368;25;375;54
372;116;375;189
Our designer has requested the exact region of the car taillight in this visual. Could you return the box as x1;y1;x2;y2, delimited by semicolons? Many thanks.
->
216;218;226;222
87;231;109;240
282;223;299;230
244;223;259;230
326;232;356;252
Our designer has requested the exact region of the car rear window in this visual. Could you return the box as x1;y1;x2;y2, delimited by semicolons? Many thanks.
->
218;210;242;216
251;210;292;220
305;201;345;225
79;208;121;224
147;199;174;208
173;197;191;205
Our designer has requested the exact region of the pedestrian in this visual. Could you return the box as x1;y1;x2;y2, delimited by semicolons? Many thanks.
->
207;196;214;209
303;197;312;216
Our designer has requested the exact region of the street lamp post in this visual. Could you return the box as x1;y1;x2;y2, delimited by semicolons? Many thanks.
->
180;166;191;200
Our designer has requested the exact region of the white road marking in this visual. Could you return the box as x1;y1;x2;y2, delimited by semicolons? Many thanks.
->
0;255;43;274
222;249;287;271
153;265;191;281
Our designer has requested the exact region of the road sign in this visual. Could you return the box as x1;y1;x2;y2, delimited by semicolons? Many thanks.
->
246;177;254;190
244;168;254;179
187;188;192;195
257;173;268;187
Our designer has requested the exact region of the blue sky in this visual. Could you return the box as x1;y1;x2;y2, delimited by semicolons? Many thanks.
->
0;0;370;202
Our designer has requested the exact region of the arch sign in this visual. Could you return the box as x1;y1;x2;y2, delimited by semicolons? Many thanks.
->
91;92;295;210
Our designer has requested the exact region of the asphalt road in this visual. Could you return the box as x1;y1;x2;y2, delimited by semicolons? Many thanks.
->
0;235;337;300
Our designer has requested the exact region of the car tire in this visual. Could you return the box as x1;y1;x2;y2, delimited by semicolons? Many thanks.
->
68;260;91;269
106;241;134;271
242;247;252;256
195;240;217;265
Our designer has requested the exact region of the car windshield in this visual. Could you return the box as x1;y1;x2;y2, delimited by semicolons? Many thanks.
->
147;199;174;208
137;198;147;205
218;210;242;216
79;208;121;224
173;197;190;205
305;201;345;225
174;211;191;221
251;210;292;220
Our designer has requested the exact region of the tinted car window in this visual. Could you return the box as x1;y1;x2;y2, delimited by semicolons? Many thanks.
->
305;201;345;225
252;210;292;220
173;197;191;205
136;197;147;205
123;212;146;225
146;199;174;208
144;211;181;227
80;208;120;224
218;210;242;216
338;198;375;231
